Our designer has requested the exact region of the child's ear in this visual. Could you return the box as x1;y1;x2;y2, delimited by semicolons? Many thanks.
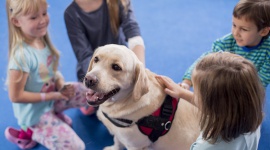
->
11;18;20;27
259;27;270;37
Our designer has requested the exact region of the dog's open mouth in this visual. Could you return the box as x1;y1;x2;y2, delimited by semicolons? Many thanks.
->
86;88;120;106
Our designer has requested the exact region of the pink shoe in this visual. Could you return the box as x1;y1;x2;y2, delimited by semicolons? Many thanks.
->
80;106;96;115
55;113;72;126
5;127;37;149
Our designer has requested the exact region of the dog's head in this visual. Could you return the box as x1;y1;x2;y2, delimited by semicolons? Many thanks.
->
84;44;149;106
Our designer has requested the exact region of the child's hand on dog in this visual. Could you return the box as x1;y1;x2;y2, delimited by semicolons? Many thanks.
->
59;83;75;99
155;75;186;99
156;75;194;104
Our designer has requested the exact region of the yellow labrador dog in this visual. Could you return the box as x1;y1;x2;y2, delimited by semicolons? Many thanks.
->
84;44;200;150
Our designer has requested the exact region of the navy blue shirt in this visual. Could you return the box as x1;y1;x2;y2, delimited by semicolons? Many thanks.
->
64;0;141;81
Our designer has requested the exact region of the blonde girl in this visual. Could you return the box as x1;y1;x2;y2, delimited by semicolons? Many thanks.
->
5;0;89;149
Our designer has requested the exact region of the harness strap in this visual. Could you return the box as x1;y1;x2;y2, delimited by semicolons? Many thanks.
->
102;112;133;128
136;115;169;130
102;95;179;143
137;95;177;142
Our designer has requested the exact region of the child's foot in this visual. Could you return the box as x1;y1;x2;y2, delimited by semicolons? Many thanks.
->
55;113;72;126
80;106;96;115
5;127;37;149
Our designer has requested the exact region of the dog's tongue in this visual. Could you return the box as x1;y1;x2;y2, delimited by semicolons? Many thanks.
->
86;89;105;101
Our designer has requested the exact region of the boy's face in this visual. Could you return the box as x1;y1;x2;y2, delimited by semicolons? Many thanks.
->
232;16;264;47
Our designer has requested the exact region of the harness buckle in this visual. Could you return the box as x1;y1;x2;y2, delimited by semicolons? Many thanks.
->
164;121;171;130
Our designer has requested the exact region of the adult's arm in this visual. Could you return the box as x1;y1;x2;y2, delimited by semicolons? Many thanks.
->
120;1;145;64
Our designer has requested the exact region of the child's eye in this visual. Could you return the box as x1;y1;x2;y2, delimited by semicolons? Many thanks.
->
30;16;37;20
43;12;47;16
241;28;248;31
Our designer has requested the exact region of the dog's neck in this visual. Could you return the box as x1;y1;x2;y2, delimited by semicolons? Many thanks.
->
100;87;165;121
101;95;179;142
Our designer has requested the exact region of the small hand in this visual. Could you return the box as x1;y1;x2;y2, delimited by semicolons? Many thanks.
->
59;83;75;99
155;75;186;99
178;82;190;90
50;92;69;101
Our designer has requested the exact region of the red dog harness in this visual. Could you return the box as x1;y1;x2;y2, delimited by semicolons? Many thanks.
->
102;95;179;142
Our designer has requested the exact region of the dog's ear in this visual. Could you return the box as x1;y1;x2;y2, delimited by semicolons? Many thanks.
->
133;62;149;101
87;57;94;72
87;48;100;72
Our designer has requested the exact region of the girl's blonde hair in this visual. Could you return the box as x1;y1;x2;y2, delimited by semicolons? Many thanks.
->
107;0;129;35
193;52;265;143
6;0;60;81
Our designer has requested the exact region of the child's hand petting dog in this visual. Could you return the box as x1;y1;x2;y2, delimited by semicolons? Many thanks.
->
59;83;75;99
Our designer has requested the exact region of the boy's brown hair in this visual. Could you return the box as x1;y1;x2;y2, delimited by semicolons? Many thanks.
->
192;52;265;143
233;0;270;37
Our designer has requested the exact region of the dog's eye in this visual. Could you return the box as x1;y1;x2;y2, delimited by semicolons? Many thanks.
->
112;64;122;71
94;57;99;63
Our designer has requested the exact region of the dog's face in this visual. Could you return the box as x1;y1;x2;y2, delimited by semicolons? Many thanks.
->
84;44;148;106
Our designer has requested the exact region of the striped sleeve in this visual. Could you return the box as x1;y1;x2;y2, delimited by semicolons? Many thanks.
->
182;38;227;82
258;48;270;88
182;51;211;81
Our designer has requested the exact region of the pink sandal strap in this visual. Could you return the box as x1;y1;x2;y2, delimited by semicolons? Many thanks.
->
5;127;37;149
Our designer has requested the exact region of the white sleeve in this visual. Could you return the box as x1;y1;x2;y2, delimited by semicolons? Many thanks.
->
128;36;145;50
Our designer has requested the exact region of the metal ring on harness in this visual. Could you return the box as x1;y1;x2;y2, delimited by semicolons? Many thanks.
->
164;121;171;130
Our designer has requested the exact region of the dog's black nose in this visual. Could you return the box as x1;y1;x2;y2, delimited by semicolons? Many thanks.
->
84;76;98;88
